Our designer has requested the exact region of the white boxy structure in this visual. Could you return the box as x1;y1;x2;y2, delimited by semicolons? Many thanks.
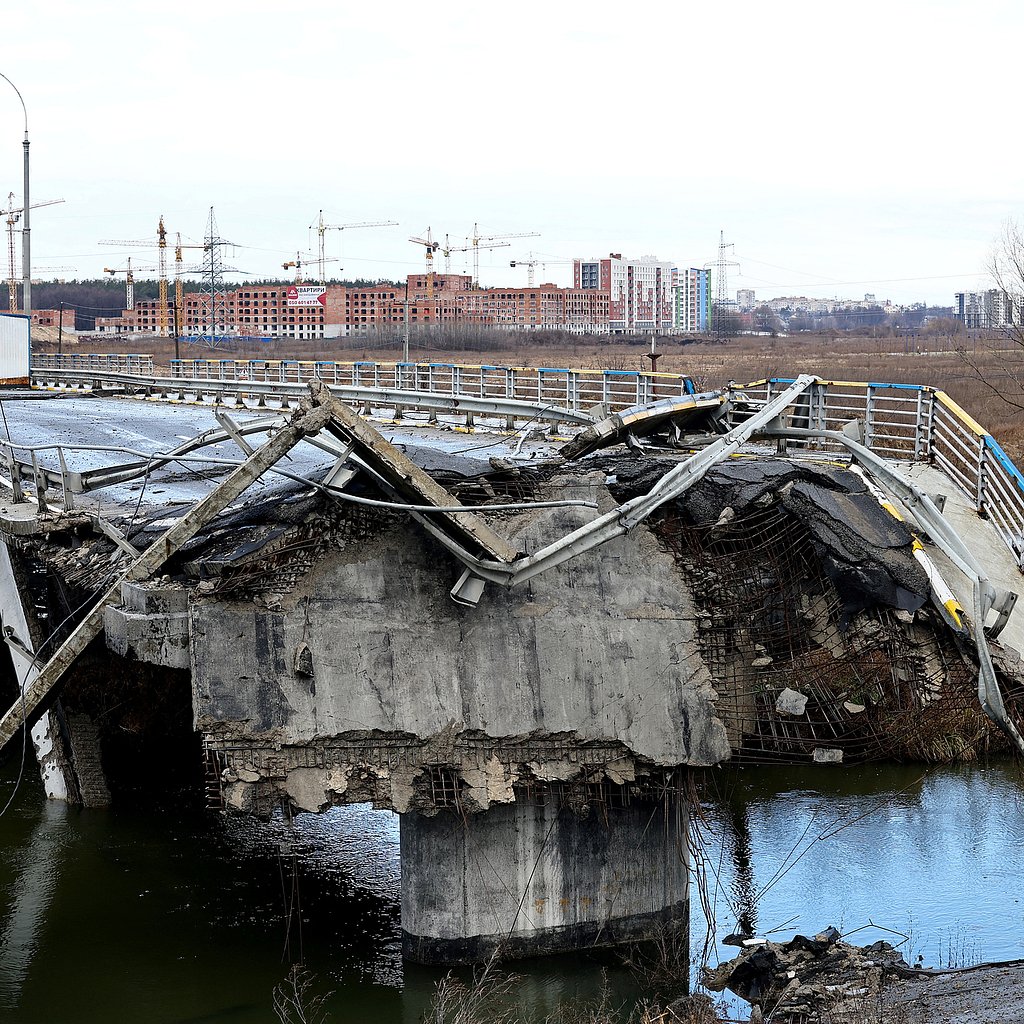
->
0;313;30;384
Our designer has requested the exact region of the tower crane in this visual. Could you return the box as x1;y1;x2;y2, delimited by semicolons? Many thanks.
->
103;257;155;312
310;211;398;287
409;229;441;298
282;251;338;284
510;254;571;287
100;217;176;334
158;217;167;336
509;259;539;287
6;193;64;312
470;223;540;288
442;234;510;275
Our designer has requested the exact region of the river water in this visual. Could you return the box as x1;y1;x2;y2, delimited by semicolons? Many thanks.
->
2;759;1023;1023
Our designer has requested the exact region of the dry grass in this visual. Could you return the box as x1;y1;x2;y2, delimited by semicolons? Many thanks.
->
37;330;1024;462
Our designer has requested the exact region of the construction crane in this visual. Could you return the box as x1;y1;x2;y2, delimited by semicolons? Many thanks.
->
510;254;571;287
30;266;76;281
157;217;168;336
100;217;176;335
282;251;338;284
310;211;398;287
509;259;539;287
409;229;442;298
470;223;540;288
442;233;510;275
6;193;64;311
103;257;155;312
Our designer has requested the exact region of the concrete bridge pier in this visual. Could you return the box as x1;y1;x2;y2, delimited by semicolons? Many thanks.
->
400;788;689;964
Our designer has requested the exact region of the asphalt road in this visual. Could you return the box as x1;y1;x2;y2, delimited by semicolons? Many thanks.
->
0;391;565;517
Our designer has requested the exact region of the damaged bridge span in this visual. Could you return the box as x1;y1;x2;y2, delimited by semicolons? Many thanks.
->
0;370;1022;964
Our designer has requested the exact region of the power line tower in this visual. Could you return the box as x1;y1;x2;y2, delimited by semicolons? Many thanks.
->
194;207;239;350
710;230;740;342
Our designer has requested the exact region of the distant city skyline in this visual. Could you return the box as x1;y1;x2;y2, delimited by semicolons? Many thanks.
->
0;0;1017;309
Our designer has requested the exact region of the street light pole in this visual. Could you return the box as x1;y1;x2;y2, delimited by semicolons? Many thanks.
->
0;73;30;314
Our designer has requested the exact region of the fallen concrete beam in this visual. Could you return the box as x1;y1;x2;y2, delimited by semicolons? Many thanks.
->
0;397;332;757
311;381;519;564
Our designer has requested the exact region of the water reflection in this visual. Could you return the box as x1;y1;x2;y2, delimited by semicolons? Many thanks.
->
3;760;1024;1023
0;766;635;1024
692;761;1024;979
0;801;68;1007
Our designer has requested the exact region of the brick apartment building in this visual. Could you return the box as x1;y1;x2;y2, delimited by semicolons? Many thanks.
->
26;308;76;330
457;285;610;333
93;272;613;337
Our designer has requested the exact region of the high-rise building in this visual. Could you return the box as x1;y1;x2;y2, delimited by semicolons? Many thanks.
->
954;289;1021;329
574;254;674;334
736;288;756;311
674;268;711;332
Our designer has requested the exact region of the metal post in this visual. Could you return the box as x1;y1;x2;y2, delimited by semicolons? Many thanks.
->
173;300;180;364
0;73;30;313
403;294;410;366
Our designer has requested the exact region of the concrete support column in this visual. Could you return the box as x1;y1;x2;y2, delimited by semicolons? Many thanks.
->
0;540;77;802
400;791;688;964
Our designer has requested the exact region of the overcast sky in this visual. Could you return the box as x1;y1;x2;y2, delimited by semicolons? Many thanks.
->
0;0;1018;307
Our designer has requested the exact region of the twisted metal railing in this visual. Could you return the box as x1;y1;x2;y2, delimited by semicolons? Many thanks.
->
735;378;1024;571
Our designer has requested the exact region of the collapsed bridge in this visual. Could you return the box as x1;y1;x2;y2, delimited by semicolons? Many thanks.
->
1;363;1022;962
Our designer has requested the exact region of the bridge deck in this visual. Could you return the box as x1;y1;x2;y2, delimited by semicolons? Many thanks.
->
894;461;1024;657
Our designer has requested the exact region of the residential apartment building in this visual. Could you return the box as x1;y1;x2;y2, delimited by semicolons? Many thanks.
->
91;273;611;337
673;268;711;332
954;289;1021;329
456;286;609;333
573;254;674;334
24;308;75;330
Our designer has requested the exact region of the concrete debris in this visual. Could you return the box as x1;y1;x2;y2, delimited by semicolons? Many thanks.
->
812;747;844;763
776;688;809;716
705;926;915;1021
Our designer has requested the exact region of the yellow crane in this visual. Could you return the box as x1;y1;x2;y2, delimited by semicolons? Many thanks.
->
409;229;441;298
470;223;540;287
100;217;175;334
310;211;398;286
6;193;64;311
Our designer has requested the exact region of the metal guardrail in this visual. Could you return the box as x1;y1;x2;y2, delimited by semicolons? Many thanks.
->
33;353;155;376
24;359;1024;573
737;378;1024;571
165;358;696;416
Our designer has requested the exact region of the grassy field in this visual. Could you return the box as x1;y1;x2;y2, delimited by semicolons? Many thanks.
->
36;330;1024;461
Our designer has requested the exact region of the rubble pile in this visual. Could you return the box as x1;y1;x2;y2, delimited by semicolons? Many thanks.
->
705;927;915;1021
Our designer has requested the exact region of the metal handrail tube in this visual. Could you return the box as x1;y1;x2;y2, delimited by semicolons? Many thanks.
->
933;450;976;496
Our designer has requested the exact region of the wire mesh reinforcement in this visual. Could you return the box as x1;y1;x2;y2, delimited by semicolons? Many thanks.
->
652;500;995;763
